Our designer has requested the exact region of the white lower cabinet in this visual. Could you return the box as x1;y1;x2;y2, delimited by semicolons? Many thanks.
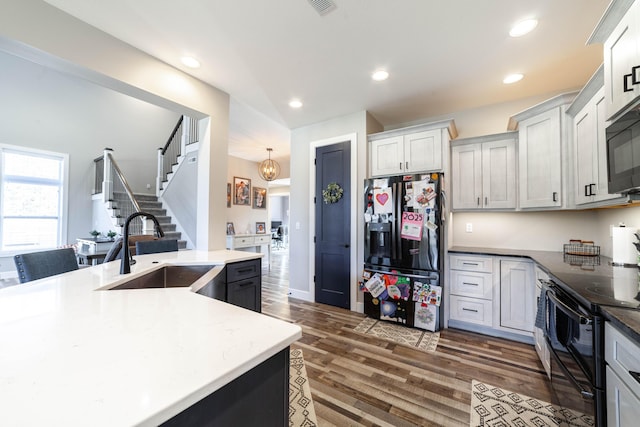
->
499;259;535;332
448;253;535;341
449;295;493;326
449;254;494;327
605;322;640;426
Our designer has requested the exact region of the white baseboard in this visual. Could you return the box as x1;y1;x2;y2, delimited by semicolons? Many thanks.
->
288;288;314;302
355;302;364;313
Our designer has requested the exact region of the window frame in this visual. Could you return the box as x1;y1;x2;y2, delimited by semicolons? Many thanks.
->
0;144;69;256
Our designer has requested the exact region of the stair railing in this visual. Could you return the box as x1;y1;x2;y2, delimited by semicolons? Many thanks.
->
157;115;198;194
98;148;144;234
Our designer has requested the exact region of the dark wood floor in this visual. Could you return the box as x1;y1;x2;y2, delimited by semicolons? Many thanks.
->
262;249;555;426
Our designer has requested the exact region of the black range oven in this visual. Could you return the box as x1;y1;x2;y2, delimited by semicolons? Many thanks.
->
545;282;605;426
544;269;640;427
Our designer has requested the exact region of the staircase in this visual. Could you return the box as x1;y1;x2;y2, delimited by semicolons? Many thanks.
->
94;115;197;250
110;192;187;249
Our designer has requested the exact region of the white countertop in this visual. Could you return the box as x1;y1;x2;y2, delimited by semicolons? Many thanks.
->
0;250;302;426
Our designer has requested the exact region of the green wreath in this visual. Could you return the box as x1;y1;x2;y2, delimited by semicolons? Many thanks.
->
322;182;344;204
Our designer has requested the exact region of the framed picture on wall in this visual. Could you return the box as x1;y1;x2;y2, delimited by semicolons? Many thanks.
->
233;177;251;206
227;183;231;207
256;222;266;234
253;187;267;209
226;222;235;235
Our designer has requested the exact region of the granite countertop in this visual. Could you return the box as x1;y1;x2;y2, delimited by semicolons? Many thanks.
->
0;250;302;426
449;246;640;342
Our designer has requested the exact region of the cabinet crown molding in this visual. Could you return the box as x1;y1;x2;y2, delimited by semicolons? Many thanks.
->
566;65;604;117
368;119;457;141
588;0;636;44
507;91;578;131
451;131;518;146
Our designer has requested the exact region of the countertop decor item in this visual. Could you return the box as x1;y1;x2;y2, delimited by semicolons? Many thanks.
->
258;148;280;181
322;182;343;204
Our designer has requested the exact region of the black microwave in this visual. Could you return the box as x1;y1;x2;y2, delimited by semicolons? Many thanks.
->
607;107;640;195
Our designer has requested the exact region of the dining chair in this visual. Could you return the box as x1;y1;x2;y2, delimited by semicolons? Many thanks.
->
103;237;124;263
135;239;179;255
14;247;79;283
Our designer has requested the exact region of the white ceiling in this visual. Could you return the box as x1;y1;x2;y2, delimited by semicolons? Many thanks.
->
43;0;610;162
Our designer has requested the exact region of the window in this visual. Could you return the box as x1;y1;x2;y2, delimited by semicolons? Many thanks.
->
0;145;68;252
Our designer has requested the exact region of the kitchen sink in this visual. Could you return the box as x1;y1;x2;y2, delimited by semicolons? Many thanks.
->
108;265;216;290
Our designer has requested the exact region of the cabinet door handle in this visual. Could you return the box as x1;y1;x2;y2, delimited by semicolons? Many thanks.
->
462;282;479;286
590;183;596;196
399;162;403;170
624;72;635;92
632;65;640;85
462;308;478;313
477;197;480;207
235;280;254;287
552;192;558;202
630;371;640;385
405;161;409;170
462;262;479;266
584;184;589;197
236;267;254;274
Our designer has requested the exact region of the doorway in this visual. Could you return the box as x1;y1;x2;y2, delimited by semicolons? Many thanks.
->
314;141;351;308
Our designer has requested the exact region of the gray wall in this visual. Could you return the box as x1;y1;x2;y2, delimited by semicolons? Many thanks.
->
0;51;181;275
289;110;370;303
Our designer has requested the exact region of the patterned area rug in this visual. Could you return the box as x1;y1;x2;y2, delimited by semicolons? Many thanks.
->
353;317;439;352
470;380;594;426
289;348;318;427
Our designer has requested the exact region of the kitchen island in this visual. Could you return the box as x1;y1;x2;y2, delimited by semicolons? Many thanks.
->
0;250;301;426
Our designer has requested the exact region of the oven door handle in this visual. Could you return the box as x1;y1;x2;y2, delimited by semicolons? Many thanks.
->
545;335;594;400
546;288;592;325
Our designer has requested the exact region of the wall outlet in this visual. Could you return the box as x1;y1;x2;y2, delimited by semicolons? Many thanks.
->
466;223;473;233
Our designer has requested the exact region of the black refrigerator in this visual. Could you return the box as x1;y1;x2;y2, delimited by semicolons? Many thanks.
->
362;173;443;331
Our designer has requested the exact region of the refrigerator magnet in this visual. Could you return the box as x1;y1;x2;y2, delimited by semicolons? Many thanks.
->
364;273;386;298
400;211;423;240
373;188;393;214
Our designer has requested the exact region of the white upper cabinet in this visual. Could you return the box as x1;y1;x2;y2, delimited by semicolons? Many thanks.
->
370;136;403;177
604;0;640;119
404;130;443;173
368;120;457;177
589;0;640;119
567;66;624;206
508;93;576;209
451;132;517;210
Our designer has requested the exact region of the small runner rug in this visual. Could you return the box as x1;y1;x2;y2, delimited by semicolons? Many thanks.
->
470;380;594;426
353;317;439;352
289;348;318;427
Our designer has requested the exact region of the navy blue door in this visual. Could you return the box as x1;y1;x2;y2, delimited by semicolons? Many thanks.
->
315;141;350;308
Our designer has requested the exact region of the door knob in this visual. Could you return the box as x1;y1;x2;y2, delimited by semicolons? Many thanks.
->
344;244;350;248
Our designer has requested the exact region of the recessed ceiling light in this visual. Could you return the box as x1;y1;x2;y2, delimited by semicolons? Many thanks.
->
509;19;538;37
503;73;524;84
289;99;303;108
372;70;389;81
181;56;201;69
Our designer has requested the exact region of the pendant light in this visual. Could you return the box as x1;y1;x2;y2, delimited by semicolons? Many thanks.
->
258;148;281;181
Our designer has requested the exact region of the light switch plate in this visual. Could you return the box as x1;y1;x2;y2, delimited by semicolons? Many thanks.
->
466;223;473;233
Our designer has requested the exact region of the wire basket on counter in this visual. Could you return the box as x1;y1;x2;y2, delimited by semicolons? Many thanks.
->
563;241;600;257
563;240;600;270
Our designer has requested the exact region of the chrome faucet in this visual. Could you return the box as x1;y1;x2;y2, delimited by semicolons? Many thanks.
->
120;211;165;274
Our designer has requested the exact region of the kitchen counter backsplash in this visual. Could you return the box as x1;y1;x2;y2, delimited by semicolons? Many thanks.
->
449;246;640;342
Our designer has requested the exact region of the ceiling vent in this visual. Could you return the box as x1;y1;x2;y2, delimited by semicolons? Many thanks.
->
307;0;337;16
